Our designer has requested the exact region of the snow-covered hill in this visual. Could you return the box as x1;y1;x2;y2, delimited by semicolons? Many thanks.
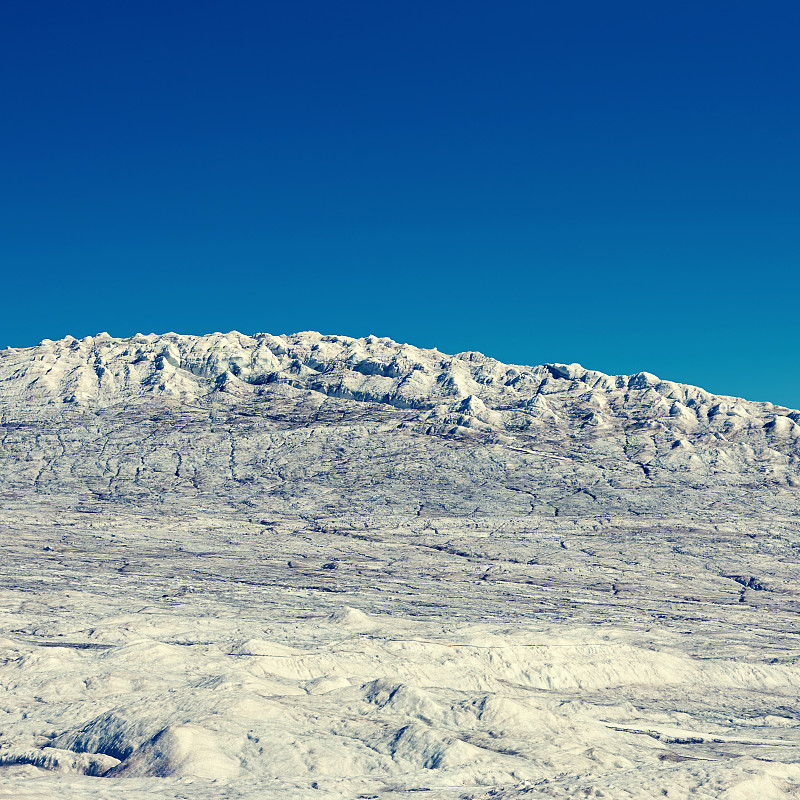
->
2;330;799;493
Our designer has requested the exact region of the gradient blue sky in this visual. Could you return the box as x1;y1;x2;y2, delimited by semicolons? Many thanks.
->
2;1;799;407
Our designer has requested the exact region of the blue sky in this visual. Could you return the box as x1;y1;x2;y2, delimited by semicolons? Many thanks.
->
2;1;798;407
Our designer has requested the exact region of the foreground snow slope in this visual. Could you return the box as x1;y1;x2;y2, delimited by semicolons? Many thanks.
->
0;331;799;799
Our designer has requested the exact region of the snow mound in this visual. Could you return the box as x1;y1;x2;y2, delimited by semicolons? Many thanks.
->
105;724;239;779
327;606;377;631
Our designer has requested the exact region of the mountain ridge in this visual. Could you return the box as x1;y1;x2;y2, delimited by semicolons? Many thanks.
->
3;328;797;415
2;331;797;489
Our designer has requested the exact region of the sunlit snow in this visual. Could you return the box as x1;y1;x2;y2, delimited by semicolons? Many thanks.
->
0;331;799;799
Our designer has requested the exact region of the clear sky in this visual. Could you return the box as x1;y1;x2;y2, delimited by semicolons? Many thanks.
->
2;1;798;408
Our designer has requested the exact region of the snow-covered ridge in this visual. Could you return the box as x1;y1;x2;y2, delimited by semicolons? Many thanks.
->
1;330;798;443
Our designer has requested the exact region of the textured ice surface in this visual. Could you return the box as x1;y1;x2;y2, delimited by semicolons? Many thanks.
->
0;331;799;798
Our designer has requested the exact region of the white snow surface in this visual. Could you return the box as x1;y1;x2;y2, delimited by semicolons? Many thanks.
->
0;330;799;799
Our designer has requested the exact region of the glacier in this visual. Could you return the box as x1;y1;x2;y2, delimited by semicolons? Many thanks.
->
0;330;799;799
